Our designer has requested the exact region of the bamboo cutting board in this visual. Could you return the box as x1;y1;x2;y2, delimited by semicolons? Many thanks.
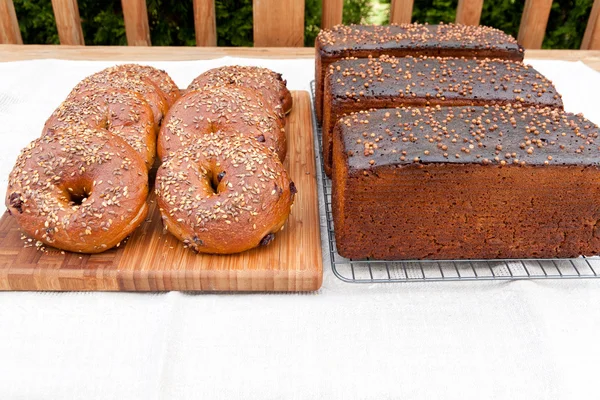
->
0;91;322;292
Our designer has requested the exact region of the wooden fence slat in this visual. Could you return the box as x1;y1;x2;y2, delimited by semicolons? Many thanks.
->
455;0;483;26
193;0;217;46
582;0;600;49
253;0;304;47
51;0;84;45
121;0;151;46
0;0;22;44
322;0;343;29
517;0;553;49
0;0;21;44
390;0;414;24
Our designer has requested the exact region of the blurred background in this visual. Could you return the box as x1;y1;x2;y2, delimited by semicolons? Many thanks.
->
13;0;592;48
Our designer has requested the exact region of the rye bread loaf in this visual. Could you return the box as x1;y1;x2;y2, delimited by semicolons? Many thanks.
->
332;105;600;260
315;23;524;122
322;55;563;176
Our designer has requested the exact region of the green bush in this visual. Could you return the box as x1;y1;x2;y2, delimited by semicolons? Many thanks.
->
410;0;594;49
544;0;593;48
304;0;321;46
12;0;596;49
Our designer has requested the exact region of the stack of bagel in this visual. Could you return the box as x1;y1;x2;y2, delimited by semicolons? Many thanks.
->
5;64;296;255
6;64;177;253
155;66;296;254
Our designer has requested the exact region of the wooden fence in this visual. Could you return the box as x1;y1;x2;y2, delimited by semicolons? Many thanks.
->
1;0;599;49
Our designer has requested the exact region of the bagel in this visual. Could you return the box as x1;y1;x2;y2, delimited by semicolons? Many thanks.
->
155;130;296;254
158;86;287;161
44;88;157;169
187;65;293;115
5;127;149;253
105;64;181;106
68;67;169;127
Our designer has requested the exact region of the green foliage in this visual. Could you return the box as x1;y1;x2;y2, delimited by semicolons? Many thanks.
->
343;0;372;24
409;0;594;50
79;1;127;45
369;1;390;25
10;0;599;49
14;0;58;44
544;0;593;49
412;0;457;24
305;0;322;46
480;0;521;38
215;0;253;46
146;0;194;46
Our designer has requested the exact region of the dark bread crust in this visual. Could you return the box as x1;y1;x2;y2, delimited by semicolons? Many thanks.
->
322;55;563;176
338;105;596;168
315;23;525;122
332;107;600;260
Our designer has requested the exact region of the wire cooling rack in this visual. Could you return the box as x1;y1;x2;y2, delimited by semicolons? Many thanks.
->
309;81;600;283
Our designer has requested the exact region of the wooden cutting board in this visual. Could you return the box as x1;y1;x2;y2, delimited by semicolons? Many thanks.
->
0;91;322;292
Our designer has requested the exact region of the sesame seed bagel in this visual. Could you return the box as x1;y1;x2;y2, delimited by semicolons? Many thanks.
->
5;127;149;253
105;64;181;106
43;88;157;169
158;86;287;161
68;67;169;127
187;65;293;116
155;130;296;254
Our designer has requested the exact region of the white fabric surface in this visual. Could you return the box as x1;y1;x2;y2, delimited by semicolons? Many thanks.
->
1;57;600;399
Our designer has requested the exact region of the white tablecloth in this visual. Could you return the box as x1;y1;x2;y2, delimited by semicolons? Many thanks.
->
1;57;600;400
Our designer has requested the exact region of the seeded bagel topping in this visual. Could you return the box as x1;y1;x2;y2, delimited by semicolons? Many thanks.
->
155;127;294;254
157;131;286;229
45;89;155;164
71;71;162;102
105;64;180;105
188;65;288;116
6;127;148;249
158;86;286;161
68;68;168;126
175;86;277;129
4;63;185;253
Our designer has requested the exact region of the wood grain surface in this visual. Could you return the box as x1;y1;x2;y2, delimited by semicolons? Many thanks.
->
253;0;304;47
0;91;322;292
321;0;344;29
193;0;217;46
518;0;553;49
121;0;151;46
455;0;483;26
50;0;84;45
582;0;600;50
0;0;21;44
390;0;414;24
2;47;598;71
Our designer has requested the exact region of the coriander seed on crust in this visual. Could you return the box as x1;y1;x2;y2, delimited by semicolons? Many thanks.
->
332;105;600;260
